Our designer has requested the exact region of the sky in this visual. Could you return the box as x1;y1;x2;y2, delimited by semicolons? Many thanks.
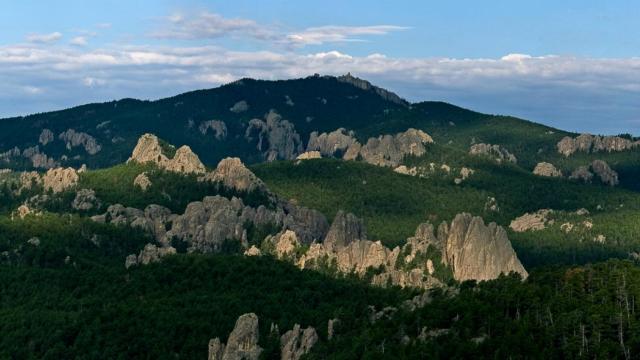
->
1;0;640;134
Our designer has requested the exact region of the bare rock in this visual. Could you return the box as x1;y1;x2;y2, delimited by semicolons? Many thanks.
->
281;204;329;244
359;129;433;167
469;143;517;164
202;157;266;192
18;171;43;193
443;213;528;281
39;129;54;145
199;120;228;140
324;211;367;249
295;151;321;161
569;166;594;183
509;210;554;232
58;129;101;154
128;133;170;166
394;165;417;176
306;128;359;157
16;204;33;219
280;324;318;360
211;313;262;360
164;145;206;175
267;230;301;259
327;319;339;340
557;134;639;156
229;100;249;113
454;167;475;184
43;167;79;193
128;134;206;175
71;188;101;211
591;160;619;186
533;162;562;177
337;73;408;106
244;245;262;256
245;111;303;161
133;172;152;191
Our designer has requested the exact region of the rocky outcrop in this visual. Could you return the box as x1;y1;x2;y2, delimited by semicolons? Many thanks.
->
591;160;619;186
93;203;176;242
295;151;321;161
39;129;54;145
509;209;553;232
307;128;433;167
43;167;79;193
280;324;319;360
568;160;619;186
280;204;329;244
454;167;475;184
533;162;562;177
164;146;207;174
125;243;176;268
165;196;280;253
71;189;101;211
394;165;418;176
306;128;359;157
128;134;206;175
133;172;151;191
18;171;43;192
245;111;303;161
58;129;101;154
199;120;228;140
442;213;527;281
469;143;517;164
557;134;640;157
201;157;266;193
569;166;594;183
208;313;262;360
337;73;409;106
1;145;58;169
323;211;367;249
359;129;433;167
229;100;249;113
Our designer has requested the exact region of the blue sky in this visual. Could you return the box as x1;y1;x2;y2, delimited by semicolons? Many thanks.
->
1;0;640;134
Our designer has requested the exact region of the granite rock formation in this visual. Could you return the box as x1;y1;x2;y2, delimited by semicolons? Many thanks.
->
59;129;102;155
469;143;517;164
128;134;206;175
208;313;262;360
245;111;303;161
557;134;640;157
533;162;563;177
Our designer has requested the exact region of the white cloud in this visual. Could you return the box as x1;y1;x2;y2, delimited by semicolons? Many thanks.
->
154;11;276;40
287;25;408;46
25;32;63;44
70;36;88;46
1;41;639;134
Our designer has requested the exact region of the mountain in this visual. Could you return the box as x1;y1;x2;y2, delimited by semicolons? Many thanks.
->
2;75;640;358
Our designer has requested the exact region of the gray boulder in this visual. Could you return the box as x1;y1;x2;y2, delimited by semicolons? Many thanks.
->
591;160;619;186
208;313;262;360
71;188;101;211
245;110;303;161
280;324;319;360
469;143;517;164
324;211;367;249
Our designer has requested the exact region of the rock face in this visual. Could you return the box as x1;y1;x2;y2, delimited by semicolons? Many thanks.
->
208;313;262;360
1;145;59;169
591;160;619;186
323;211;367;249
557;134;639;157
39;129;54;145
58;129;102;154
569;166;594;183
43;167;79;193
164;146;207;174
128;134;206;175
229;100;249;113
245;111;303;161
306;128;359;157
280;325;319;360
295;151;321;161
469;143;517;164
442;213;528;281
359;129;433;167
307;128;433;167
125;243;176;268
133;172;152;191
201;157;266;193
92;203;176;242
509;210;553;232
533;162;562;177
71;189;101;210
337;73;408;106
199;120;228;140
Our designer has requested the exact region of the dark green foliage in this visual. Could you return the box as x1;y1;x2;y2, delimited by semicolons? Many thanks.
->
0;255;408;359
314;260;640;359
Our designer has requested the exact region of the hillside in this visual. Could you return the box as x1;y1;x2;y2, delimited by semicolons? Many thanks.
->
2;76;640;358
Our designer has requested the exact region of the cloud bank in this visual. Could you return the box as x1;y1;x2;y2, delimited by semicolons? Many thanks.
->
3;11;640;135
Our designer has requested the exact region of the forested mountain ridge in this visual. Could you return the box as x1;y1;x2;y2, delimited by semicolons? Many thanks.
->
3;75;640;358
